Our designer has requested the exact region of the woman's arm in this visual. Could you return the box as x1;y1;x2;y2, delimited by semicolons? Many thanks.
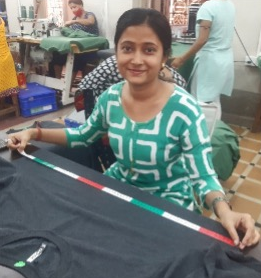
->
171;20;211;69
180;100;260;249
7;128;68;153
65;13;96;27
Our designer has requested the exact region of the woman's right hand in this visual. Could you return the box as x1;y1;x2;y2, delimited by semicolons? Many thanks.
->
7;129;34;153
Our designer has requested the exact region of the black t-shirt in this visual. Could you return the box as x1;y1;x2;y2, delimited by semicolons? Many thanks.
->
0;151;260;278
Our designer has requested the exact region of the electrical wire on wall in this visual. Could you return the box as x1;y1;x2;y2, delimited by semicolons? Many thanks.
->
234;27;257;67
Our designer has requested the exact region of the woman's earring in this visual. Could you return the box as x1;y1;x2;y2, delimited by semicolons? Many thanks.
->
161;63;165;71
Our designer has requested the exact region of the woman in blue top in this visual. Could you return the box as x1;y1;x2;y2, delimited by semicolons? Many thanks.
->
65;0;99;35
49;0;99;80
172;0;235;120
7;8;259;250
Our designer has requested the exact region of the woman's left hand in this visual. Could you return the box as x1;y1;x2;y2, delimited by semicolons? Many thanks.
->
171;56;184;69
219;210;260;249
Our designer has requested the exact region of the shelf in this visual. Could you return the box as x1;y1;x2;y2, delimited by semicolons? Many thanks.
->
18;18;36;22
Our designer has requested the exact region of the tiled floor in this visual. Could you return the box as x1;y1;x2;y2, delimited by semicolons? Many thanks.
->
1;108;261;232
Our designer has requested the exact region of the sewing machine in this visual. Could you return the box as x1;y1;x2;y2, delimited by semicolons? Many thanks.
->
8;35;108;105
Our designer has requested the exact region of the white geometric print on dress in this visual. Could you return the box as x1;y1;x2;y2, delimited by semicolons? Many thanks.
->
202;147;215;174
81;120;106;144
129;138;133;161
177;91;199;116
166;111;191;141
130;169;160;182
107;100;127;129
119;166;129;179
166;155;180;177
108;131;124;159
182;132;193;151
135;140;157;165
166;177;190;191
164;143;179;161
139;113;162;135
185;154;199;179
196;114;210;144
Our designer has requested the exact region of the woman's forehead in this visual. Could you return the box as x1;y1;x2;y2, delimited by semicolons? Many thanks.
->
118;25;162;45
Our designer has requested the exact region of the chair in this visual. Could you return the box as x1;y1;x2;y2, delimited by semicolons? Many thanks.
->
83;88;116;172
198;101;219;137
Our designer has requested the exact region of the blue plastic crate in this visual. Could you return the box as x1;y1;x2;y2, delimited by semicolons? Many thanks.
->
18;82;57;117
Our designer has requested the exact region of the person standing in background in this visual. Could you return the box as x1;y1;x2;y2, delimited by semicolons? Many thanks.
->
0;17;19;98
49;0;99;81
172;0;235;120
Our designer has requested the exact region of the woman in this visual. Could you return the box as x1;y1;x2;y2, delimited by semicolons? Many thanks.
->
50;0;99;80
7;8;259;249
65;0;99;34
0;17;19;98
172;0;235;119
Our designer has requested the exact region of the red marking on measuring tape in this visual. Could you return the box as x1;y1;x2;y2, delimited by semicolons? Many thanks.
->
200;227;234;246
78;176;104;190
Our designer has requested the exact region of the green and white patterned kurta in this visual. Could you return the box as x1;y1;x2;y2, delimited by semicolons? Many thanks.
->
65;81;224;212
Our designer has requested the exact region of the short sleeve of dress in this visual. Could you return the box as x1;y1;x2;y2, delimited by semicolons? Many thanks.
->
196;2;213;22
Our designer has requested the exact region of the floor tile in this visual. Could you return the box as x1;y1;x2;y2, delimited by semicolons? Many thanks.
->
239;138;261;152
220;175;238;190
247;167;261;181
237;179;261;200
233;161;248;175
230;195;261;221
245;132;261;141
239;149;257;163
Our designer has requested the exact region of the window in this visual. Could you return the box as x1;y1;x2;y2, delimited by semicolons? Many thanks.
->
152;0;201;36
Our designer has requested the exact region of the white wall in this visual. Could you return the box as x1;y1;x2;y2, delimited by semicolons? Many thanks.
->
232;0;261;59
230;0;261;93
6;0;47;35
83;0;134;47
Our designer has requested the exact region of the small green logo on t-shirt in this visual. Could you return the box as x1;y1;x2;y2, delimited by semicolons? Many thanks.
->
14;261;26;268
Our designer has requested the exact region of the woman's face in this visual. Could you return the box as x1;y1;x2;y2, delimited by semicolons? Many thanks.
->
116;24;167;87
69;3;83;17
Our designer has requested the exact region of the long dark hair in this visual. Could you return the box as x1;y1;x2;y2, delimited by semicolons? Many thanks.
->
114;8;172;58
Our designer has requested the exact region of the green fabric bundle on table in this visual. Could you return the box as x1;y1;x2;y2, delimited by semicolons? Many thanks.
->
40;27;109;54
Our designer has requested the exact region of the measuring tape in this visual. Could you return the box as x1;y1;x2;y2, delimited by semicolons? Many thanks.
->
21;151;234;246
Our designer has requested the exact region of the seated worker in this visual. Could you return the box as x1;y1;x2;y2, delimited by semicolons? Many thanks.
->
49;0;99;82
7;8;260;250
